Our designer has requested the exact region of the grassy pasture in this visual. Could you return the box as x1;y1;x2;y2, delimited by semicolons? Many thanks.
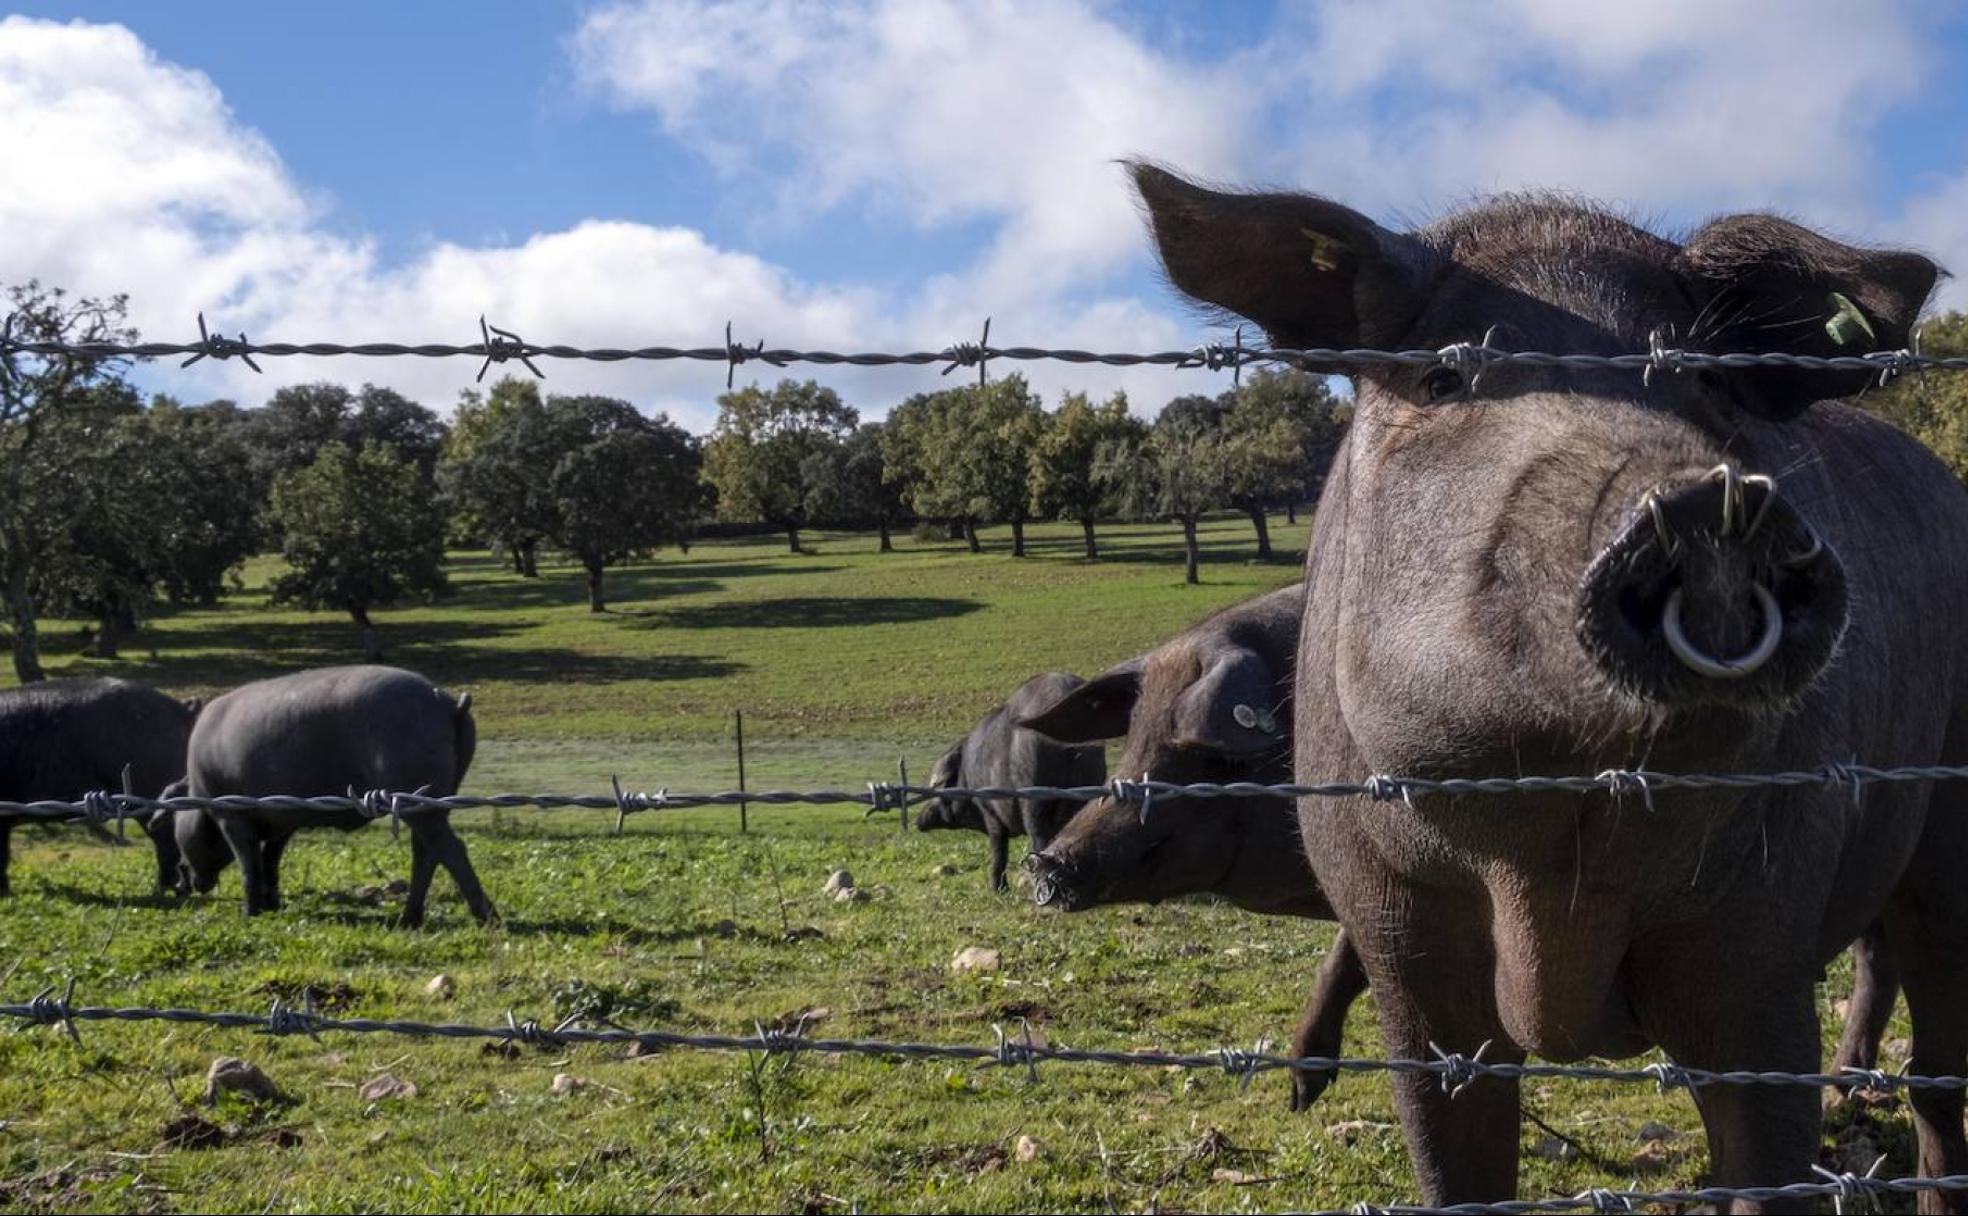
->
0;515;1911;1213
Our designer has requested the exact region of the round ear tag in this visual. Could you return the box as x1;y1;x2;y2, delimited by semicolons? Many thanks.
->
1232;704;1259;729
1255;708;1278;734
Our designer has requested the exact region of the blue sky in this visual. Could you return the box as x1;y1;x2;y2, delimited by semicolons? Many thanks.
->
6;1;1968;428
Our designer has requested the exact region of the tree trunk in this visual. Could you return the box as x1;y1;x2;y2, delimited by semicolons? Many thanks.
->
1080;516;1098;559
1247;505;1274;561
877;517;893;553
520;539;540;578
586;561;606;613
351;605;382;661
1011;518;1026;558
1285;501;1297;525
785;524;801;554
963;519;981;553
6;573;44;683
947;520;965;542
1182;517;1200;585
509;545;525;575
92;610;122;659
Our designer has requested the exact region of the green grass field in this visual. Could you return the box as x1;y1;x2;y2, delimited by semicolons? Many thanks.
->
0;515;1912;1213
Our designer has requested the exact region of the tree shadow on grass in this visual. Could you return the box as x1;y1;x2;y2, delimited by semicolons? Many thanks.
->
65;618;746;690
632;596;983;630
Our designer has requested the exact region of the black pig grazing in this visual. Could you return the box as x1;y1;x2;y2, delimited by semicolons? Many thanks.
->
916;672;1106;891
179;665;493;926
0;678;199;895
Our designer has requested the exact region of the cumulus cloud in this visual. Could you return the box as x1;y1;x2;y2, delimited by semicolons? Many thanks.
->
0;16;934;426
572;0;1259;303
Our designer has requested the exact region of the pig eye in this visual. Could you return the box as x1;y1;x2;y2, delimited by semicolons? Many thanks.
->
1421;367;1465;403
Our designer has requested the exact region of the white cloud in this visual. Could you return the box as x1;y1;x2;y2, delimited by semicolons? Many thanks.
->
3;4;1964;435
570;0;1259;307
0;16;995;427
1261;0;1935;222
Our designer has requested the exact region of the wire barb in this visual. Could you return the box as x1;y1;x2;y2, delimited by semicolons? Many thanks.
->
1642;325;1686;388
1582;1188;1637;1214
21;979;82;1045
1822;760;1871;806
1217;1036;1272;1091
1812;1155;1889;1215
180;312;261;373
1643;1060;1697;1093
1436;325;1502;397
1429;1039;1493;1097
1595;768;1656;813
263;995;324;1042
939;318;992;387
1182;325;1249;386
476;315;543;382
752;1016;809;1058
994;1021;1042;1082
723;321;782;389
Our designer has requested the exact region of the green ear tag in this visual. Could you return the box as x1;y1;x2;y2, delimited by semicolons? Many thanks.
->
1825;292;1876;348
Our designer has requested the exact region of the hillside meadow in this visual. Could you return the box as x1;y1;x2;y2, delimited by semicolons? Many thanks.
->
0;515;1909;1213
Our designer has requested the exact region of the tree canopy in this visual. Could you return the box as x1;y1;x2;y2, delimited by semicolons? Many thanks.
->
703;379;858;553
266;440;450;657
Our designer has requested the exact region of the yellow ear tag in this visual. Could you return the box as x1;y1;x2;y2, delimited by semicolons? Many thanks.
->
1299;228;1343;273
1825;291;1876;348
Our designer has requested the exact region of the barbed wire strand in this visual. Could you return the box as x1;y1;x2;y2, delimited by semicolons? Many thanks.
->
8;758;1968;827
4;321;1966;382
1;988;1962;1094
2;990;1966;1212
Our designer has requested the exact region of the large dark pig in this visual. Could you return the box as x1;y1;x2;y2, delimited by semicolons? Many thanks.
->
0;678;198;895
181;665;494;926
1130;161;1968;1210
1019;584;1368;1110
916;672;1106;891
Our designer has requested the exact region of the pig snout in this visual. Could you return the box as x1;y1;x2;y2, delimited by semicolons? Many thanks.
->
1024;850;1082;911
1577;465;1848;708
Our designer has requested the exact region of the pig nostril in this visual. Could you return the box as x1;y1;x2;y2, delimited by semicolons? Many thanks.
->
1661;583;1784;679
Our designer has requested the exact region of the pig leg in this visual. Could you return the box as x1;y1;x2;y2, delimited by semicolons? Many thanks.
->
0;816;13;897
1289;928;1370;1111
407;816;496;926
986;824;1010;892
212;812;270;916
1632;933;1823;1213
403;826;438;928
1352;886;1522;1203
1889;907;1968;1212
1020;800;1057;854
259;831;292;912
1900;951;1968;1213
434;826;497;925
1829;922;1899;1092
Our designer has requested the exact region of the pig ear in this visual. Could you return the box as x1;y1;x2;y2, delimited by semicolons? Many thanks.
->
1678;214;1941;419
1017;660;1144;743
180;697;204;720
1129;161;1428;350
1170;651;1286;757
